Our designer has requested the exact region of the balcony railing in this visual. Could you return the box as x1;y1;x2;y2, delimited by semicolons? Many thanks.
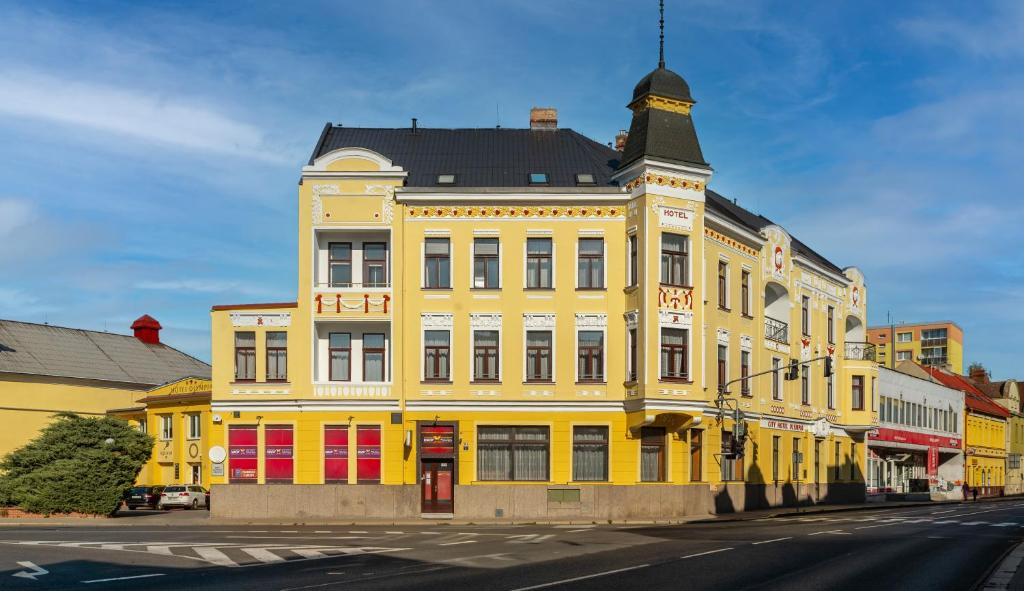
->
765;317;789;344
316;281;391;289
844;342;876;361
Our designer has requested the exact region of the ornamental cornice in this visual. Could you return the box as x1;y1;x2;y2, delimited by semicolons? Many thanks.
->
575;313;608;328
623;172;706;193
629;94;693;115
523;313;557;329
470;313;502;329
421;313;454;329
406;204;623;220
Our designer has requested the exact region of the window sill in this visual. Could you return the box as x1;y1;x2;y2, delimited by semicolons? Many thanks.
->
231;380;257;385
659;378;693;384
741;314;754;320
524;380;554;385
660;283;694;290
624;285;639;293
472;380;501;384
470;287;501;291
718;306;731;313
576;381;607;386
422;287;453;291
422;380;453;385
524;287;555;292
624;380;639;387
575;288;607;292
265;380;290;384
740;392;752;398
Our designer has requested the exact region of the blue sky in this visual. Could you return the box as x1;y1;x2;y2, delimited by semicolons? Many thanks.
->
0;1;1020;378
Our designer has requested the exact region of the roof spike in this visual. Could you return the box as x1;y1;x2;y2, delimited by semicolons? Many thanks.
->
658;0;665;69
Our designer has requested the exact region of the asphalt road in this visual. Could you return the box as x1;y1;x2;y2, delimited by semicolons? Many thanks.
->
1;500;1021;590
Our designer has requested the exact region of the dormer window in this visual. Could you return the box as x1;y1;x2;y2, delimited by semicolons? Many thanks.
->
436;174;456;185
529;173;548;185
575;173;595;185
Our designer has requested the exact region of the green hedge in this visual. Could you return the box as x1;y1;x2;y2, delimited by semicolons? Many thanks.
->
0;413;153;515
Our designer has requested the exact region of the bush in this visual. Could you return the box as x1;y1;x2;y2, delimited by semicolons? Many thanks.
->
0;413;153;515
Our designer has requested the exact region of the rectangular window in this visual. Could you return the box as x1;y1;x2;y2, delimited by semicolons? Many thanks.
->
324;425;348;484
801;295;810;336
628;327;638;382
329;242;352;287
264;425;294;484
741;270;751;316
896;350;913;361
234;331;255;381
478;426;550;481
793;437;801;481
801;366;809;405
423;330;450;382
718;261;729;309
187;414;201;439
834;442;842;481
160;415;173;440
827;374;835;409
690;429;703;481
363;333;386;382
473;238;499;288
852;375;865;410
356;425;381;484
526;238;553;289
740;350;751;396
329;333;351;381
228;425;258;483
629;235;638;287
660;328;689;380
827;306;835;344
266;331;287;382
872;377;878;414
772;357;782;400
577;330;604;382
772;435;780;482
363;242;388;287
717;345;728;391
138;418;147;434
897;332;912;343
424;238;451;288
660;233;688;286
640;426;666;482
473;330;500;382
722;431;744;481
572;426;609;482
525;330;552;382
577;238;605;288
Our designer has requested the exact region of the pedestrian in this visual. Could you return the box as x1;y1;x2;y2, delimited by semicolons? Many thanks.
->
962;482;970;501
972;487;978;502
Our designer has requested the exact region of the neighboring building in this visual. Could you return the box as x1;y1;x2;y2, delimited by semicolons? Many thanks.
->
109;377;213;487
870;366;964;500
967;366;1022;495
207;53;877;521
0;316;210;460
912;364;1009;497
867;321;963;374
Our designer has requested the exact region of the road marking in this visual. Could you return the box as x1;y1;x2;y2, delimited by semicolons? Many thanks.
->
291;549;327;559
752;537;792;545
566;529;593;533
507;564;651;591
681;547;734;559
933;520;960;524
993;522;1018;527
932;509;957;514
242;547;287;563
313;530;331;534
809;530;849;536
12;561;48;580
82;573;165;584
439;540;477;546
349;530;368;534
962;521;989;526
194;547;240;567
385;531;404;534
554;524;595;529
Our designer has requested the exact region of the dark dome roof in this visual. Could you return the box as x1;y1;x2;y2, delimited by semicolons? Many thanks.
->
632;66;694;103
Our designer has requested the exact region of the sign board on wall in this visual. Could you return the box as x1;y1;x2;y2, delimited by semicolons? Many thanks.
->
760;418;806;433
658;205;695;231
212;463;224;477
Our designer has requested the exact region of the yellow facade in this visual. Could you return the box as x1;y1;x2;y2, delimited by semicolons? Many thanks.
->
964;411;1006;490
0;373;141;460
207;70;876;518
868;321;963;375
111;378;213;487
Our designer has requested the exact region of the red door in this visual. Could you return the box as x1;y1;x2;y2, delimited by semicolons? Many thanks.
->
421;460;454;514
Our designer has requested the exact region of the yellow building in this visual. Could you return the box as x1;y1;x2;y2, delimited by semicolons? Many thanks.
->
0;316;210;461
207;56;877;520
969;372;1022;494
109;377;214;487
868;321;963;374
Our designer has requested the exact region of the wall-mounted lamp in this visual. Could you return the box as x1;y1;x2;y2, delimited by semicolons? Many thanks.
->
405;430;412;448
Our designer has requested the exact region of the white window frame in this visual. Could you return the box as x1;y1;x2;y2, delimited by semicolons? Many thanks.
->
626;230;639;287
575;232;607;290
523;235;555;290
575;326;608;384
772;357;783;401
421;318;454;383
896;331;912;343
718;256;730;309
187;413;201;440
470;234;501;289
160;415;173;441
421;233;452;289
138;418;147;434
659;232;692;287
470;314;503;383
896;350;913;362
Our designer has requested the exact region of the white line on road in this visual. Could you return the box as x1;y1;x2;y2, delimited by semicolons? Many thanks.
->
439;540;477;546
855;524;894;530
681;547;734;559
507;564;651;591
82;573;165;584
808;530;849;536
752;537;792;545
194;547;239;567
242;547;287;563
933;520;960;524
290;549;327;559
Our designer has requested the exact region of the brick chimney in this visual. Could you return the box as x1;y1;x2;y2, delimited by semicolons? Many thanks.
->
529;107;557;130
131;314;162;345
969;364;989;384
615;129;628;151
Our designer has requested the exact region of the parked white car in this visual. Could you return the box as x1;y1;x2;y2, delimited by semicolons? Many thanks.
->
159;485;208;510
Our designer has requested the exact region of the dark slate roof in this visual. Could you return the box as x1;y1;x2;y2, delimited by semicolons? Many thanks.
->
620;107;706;169
0;319;211;387
310;126;621;188
632;66;694;103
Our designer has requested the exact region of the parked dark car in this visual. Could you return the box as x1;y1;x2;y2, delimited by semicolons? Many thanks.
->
124;485;164;509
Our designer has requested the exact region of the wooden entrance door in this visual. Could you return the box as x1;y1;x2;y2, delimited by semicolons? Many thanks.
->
421;459;454;514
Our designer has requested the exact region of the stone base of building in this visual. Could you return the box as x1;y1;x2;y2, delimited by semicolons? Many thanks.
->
210;482;866;521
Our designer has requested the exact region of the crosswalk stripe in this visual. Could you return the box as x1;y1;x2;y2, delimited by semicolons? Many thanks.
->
993;522;1018;527
290;549;327;559
194;547;239;567
933;520;959;524
242;548;286;563
961;521;988;526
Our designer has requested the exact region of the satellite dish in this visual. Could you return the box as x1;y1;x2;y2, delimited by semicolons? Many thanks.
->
208;445;227;463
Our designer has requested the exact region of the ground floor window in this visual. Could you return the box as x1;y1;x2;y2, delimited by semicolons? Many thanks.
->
264;425;294;484
640;427;666;482
228;425;258;483
834;441;842;481
690;429;702;481
478;426;549;481
356;426;381;484
722;431;744;481
324;425;348;483
572;426;608;481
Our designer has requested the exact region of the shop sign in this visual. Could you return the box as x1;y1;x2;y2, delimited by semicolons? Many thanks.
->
265;447;293;459
869;427;961;449
658;205;694;231
760;418;806;433
212;463;224;477
927;447;939;475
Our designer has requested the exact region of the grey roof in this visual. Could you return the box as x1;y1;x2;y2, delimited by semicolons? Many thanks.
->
310;127;621;188
0;319;210;387
619;107;707;169
632;66;694;103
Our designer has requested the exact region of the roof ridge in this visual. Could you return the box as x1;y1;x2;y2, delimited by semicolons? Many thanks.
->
0;317;135;340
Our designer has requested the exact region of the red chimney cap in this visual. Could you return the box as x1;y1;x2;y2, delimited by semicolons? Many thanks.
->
131;315;162;331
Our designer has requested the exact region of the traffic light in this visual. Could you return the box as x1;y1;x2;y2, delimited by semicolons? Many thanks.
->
824;356;834;378
785;359;800;381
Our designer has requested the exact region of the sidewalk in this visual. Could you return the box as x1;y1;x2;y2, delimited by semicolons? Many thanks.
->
2;497;1016;528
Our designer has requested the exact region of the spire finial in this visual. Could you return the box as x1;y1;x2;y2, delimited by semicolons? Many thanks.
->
658;0;665;68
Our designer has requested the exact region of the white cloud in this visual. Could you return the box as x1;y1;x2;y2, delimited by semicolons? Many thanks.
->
0;198;33;237
900;1;1024;58
0;69;285;162
135;279;282;299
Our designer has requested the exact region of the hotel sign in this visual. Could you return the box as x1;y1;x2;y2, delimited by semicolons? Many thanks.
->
658;205;694;231
760;418;806;433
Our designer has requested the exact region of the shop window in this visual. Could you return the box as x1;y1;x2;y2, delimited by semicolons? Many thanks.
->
264;425;294;484
572;426;609;482
228;425;258;483
478;426;549;481
356;425;381;484
640;426;667;482
324;425;348;484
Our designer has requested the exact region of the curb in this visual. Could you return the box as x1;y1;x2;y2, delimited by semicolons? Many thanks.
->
975;540;1024;591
